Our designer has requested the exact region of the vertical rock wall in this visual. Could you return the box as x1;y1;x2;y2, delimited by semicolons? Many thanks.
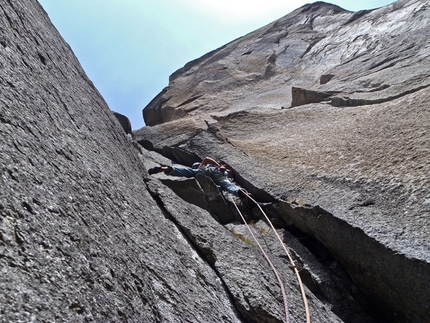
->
0;1;241;322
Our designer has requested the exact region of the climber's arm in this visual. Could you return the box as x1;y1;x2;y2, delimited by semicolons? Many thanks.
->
200;157;219;167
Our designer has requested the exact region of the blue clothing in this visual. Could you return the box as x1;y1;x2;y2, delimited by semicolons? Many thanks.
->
167;165;240;196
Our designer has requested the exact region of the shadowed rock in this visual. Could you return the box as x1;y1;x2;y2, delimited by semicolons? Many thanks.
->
291;86;335;107
112;111;132;134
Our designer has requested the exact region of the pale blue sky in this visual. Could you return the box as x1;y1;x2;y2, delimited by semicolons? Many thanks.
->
38;0;395;129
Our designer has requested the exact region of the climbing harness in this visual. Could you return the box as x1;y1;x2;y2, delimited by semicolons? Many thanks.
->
230;192;311;323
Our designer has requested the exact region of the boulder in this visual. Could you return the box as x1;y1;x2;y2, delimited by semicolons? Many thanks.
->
112;111;132;134
290;87;335;107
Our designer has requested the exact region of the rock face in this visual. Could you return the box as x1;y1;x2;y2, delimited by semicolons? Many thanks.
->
144;0;430;126
0;1;242;322
0;1;324;322
138;0;430;322
0;1;357;323
1;0;429;323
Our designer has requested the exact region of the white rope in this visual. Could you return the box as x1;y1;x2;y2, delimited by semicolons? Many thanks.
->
230;194;290;323
243;192;311;323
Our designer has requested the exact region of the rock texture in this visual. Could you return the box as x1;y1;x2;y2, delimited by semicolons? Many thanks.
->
1;0;429;322
144;0;430;126
112;111;132;135
138;0;430;322
0;1;322;322
0;1;368;323
0;1;244;322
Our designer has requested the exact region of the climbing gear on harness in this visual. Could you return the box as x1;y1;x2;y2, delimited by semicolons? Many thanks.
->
232;191;311;323
200;165;230;183
192;162;201;169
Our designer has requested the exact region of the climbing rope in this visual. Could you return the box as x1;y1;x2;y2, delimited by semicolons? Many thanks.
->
237;191;311;323
229;195;289;323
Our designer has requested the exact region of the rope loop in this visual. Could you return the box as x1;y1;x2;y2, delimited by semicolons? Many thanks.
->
229;194;290;323
232;192;311;323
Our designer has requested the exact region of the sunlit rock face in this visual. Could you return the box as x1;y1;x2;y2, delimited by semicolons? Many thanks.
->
144;0;429;126
140;0;430;322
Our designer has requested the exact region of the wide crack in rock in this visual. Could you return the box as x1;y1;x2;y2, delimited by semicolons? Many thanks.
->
137;143;383;323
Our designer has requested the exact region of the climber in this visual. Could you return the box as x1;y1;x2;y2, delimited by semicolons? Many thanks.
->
148;157;247;197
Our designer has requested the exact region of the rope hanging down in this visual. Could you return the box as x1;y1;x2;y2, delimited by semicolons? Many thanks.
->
233;192;311;323
230;195;290;323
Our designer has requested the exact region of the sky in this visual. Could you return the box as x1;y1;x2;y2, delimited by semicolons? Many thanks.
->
38;0;396;130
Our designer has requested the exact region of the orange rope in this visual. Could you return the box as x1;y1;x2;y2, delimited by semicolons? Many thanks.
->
230;195;290;323
244;192;311;323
